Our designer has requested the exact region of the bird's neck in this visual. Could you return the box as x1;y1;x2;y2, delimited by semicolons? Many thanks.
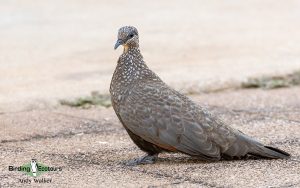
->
111;47;142;91
110;46;162;112
110;47;143;111
123;46;141;56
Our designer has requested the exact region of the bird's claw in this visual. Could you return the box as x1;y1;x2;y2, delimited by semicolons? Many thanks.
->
126;154;158;166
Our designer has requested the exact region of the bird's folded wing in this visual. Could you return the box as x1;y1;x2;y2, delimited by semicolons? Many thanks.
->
119;81;237;160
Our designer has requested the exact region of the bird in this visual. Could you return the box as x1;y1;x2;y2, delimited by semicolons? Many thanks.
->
110;26;290;165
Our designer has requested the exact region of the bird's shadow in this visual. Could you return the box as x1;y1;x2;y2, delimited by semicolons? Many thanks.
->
157;155;261;164
122;154;262;166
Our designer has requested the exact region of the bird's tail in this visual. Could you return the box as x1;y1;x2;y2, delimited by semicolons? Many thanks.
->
242;134;291;159
224;132;291;159
249;144;290;159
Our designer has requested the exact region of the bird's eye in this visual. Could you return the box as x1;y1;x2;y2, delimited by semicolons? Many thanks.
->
129;34;134;38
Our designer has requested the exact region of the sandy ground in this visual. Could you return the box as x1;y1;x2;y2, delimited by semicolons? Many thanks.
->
1;87;300;187
1;0;300;112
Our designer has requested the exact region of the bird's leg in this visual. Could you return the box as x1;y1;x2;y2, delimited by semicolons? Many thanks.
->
126;153;158;166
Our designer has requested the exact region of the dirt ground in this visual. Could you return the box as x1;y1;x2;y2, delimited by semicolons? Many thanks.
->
1;87;300;187
1;1;300;187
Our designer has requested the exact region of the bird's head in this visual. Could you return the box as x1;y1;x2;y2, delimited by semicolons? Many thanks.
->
114;26;139;51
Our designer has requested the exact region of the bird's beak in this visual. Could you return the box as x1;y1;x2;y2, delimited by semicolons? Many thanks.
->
114;39;123;50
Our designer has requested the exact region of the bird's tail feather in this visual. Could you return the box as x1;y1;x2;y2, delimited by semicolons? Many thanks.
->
249;145;290;159
233;133;291;159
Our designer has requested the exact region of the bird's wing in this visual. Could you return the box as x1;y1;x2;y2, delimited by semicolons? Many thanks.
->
119;81;237;160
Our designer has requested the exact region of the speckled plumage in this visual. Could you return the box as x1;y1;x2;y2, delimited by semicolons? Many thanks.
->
110;26;290;164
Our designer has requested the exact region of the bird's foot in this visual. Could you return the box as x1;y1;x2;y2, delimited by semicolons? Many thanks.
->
126;154;158;166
